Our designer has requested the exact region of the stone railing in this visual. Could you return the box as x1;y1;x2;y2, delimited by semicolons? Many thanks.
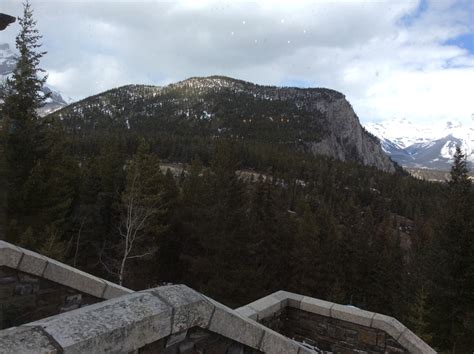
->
0;240;132;300
0;284;314;353
0;241;436;353
236;290;436;354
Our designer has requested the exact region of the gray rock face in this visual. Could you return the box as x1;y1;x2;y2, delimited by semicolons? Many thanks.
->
304;97;395;172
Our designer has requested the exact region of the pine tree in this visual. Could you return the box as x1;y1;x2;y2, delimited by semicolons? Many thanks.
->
3;0;48;191
2;1;53;245
431;146;474;352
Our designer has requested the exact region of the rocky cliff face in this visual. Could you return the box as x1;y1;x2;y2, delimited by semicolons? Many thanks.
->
52;76;395;172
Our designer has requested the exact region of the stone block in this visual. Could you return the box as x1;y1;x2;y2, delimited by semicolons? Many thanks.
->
43;259;106;298
398;328;436;354
150;285;214;333
17;249;48;277
300;296;333;317
235;305;258;321
247;294;282;320
371;313;406;340
259;330;300;354
331;304;375;327
0;241;23;269
102;280;134;299
32;292;172;353
208;301;264;350
0;326;58;353
271;290;305;309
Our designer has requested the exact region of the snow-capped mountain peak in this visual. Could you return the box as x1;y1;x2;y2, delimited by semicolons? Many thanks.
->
365;118;474;170
1;42;73;116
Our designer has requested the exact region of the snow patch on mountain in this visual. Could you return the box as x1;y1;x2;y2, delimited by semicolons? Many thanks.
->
365;117;474;170
1;43;73;116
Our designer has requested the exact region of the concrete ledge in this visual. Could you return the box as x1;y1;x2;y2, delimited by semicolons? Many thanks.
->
208;300;266;349
0;285;311;353
300;296;333;317
371;313;406;340
43;259;106;298
103;280;134;300
30;292;173;353
239;290;436;354
0;241;23;268
398;328;437;354
17;248;49;277
149;285;214;333
246;294;283;320
272;290;304;309
331;304;375;328
260;330;300;354
235;305;259;321
0;240;133;300
0;326;59;353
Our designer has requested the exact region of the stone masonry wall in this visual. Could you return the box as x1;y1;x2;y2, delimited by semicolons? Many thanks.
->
139;327;263;354
261;307;408;354
0;266;100;329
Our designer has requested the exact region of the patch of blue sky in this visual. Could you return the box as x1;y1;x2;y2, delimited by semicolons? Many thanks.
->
397;0;428;27
445;33;474;54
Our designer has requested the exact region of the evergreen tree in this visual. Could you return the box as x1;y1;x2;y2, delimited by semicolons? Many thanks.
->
431;146;474;352
3;0;48;198
2;2;76;253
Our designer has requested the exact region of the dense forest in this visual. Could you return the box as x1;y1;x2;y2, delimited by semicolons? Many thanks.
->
1;3;473;353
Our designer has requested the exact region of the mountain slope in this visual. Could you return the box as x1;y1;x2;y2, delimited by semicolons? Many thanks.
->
51;76;395;172
365;118;474;170
0;43;71;116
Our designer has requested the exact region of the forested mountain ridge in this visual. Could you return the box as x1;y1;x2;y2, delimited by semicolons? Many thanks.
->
51;76;395;172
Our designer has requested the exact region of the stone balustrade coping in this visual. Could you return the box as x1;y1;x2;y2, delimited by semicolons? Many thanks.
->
236;290;436;354
0;240;133;300
0;285;315;353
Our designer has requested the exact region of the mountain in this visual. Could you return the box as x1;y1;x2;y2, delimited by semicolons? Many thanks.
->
365;117;474;170
51;76;395;172
0;43;72;116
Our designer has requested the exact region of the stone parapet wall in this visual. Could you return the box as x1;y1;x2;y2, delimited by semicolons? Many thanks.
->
140;327;262;353
237;291;436;354
0;241;133;301
0;266;99;329
0;285;314;353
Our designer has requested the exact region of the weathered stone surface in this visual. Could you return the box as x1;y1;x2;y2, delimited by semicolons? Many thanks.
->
271;290;304;309
398;328;436;354
43;259;106;298
17;249;48;277
247;294;282;320
0;241;23;269
259;330;300;354
235;305;258;321
150;285;214;333
371;313;406;340
300;296;333;317
102;280;134;299
0;326;58;353
331;304;375;327
209;302;264;350
31;292;172;353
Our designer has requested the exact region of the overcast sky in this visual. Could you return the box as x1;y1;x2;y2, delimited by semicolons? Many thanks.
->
1;0;473;124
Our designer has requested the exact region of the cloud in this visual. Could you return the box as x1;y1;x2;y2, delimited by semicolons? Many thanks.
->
1;0;473;124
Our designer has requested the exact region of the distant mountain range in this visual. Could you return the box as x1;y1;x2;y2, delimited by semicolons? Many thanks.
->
365;117;474;171
50;76;395;172
0;43;72;116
